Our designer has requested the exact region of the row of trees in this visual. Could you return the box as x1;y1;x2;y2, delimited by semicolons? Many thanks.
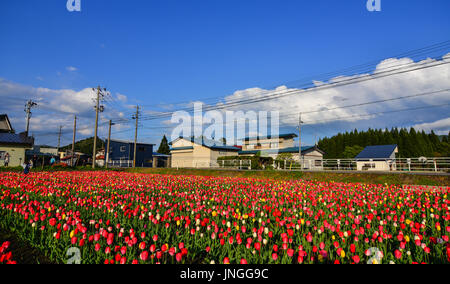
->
60;137;104;157
318;128;449;159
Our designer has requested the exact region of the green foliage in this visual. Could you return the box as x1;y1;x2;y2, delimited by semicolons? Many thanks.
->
275;153;294;161
60;137;104;156
318;128;449;159
157;135;171;155
342;145;365;159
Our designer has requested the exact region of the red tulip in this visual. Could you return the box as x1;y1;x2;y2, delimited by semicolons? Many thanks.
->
140;251;149;261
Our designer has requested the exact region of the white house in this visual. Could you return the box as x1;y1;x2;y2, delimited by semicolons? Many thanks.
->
355;144;399;171
170;137;240;168
238;133;325;170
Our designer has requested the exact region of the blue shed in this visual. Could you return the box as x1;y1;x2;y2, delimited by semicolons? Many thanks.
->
106;139;155;167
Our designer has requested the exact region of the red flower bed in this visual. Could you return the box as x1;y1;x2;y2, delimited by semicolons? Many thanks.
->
0;242;16;264
0;171;448;264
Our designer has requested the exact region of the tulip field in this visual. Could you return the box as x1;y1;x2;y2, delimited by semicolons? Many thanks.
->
0;171;449;264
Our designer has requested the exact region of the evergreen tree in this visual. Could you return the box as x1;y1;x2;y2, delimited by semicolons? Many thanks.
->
317;127;448;158
157;135;171;155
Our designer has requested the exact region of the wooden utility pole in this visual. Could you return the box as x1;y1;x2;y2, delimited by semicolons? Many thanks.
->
57;126;63;152
92;86;105;169
71;116;77;167
133;106;140;168
298;113;303;170
24;100;37;136
105;120;114;168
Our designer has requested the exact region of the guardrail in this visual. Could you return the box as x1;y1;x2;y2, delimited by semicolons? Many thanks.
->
275;157;450;173
107;160;133;168
171;159;252;170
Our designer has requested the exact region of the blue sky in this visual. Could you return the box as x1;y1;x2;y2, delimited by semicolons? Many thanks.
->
0;0;450;147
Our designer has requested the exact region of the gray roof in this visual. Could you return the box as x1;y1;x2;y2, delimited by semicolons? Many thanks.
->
0;133;34;146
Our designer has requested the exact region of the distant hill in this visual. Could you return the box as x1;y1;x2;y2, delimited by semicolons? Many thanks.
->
60;137;104;156
318;128;449;159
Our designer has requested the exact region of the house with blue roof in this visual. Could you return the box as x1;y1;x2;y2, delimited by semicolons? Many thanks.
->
238;133;325;169
355;144;399;171
170;137;240;168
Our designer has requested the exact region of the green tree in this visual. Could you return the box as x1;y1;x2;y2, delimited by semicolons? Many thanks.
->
61;137;104;156
157;135;170;155
342;145;364;159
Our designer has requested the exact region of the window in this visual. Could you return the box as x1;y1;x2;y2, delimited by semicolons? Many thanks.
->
120;146;126;152
138;147;146;152
362;163;376;170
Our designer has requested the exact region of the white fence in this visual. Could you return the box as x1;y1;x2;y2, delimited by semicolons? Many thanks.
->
108;157;449;173
108;160;134;168
217;159;252;170
276;157;450;173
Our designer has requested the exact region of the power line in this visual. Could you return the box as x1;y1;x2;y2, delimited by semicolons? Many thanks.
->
122;87;450;130
129;57;450;123
138;40;450;110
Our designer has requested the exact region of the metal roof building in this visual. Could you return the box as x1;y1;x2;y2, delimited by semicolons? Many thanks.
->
355;144;398;160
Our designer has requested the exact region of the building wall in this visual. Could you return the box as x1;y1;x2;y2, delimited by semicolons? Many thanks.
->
171;149;194;168
109;140;132;161
277;150;324;170
210;148;239;167
243;137;295;151
171;139;195;168
356;161;395;171
192;144;213;168
0;146;29;167
108;140;153;167
171;139;238;168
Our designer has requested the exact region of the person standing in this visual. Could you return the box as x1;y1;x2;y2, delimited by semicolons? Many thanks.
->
23;161;30;175
50;156;56;166
4;153;9;167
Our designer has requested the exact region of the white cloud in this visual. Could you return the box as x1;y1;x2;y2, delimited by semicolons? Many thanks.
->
215;54;450;130
0;78;130;146
412;118;450;135
116;93;127;102
66;66;78;72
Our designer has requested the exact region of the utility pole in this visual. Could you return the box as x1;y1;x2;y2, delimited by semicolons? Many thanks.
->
57;126;63;152
105;120;115;168
298;113;303;170
92;86;106;169
132;106;140;168
24;100;38;136
71;116;77;167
